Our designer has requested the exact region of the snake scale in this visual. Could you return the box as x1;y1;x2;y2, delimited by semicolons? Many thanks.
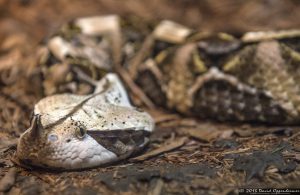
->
16;15;300;170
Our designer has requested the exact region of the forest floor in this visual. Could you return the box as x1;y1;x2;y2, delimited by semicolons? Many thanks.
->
1;1;300;194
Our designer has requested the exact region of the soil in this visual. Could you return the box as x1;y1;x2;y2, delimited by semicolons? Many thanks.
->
1;1;300;194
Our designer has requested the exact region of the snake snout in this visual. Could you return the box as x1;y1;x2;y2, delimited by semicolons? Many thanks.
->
16;115;51;167
16;131;41;167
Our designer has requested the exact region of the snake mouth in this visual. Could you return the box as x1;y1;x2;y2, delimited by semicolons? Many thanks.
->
16;129;152;171
87;129;151;157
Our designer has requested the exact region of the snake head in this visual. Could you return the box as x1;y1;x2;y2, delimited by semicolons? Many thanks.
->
16;73;154;170
17;112;153;170
16;115;117;169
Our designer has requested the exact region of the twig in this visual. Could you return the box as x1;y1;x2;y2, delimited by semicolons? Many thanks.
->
116;67;155;109
287;131;300;141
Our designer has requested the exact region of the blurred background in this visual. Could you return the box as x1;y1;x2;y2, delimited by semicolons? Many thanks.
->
1;0;300;130
1;0;300;43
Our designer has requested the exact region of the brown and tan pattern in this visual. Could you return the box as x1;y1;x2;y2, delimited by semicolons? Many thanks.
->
17;14;300;169
40;15;300;125
1;1;300;193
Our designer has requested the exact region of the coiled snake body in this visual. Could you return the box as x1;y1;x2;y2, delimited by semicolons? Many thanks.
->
16;15;300;170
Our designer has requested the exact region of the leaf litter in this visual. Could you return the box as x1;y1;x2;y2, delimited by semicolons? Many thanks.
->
1;0;300;194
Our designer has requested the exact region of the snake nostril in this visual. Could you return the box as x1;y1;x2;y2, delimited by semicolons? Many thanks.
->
66;139;71;143
134;107;144;112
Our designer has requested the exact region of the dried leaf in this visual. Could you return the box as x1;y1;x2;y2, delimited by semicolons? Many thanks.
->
0;168;17;192
232;150;297;181
131;137;188;161
179;127;221;142
147;179;164;195
234;129;253;137
0;50;21;71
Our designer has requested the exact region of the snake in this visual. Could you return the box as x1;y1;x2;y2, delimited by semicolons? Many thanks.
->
16;15;300;170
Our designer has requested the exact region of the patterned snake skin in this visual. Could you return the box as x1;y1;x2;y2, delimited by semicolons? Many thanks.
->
40;15;300;125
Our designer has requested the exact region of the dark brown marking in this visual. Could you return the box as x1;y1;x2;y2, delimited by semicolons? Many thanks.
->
135;69;167;107
87;129;150;157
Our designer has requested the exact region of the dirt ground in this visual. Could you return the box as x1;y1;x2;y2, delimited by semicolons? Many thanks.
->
1;0;300;194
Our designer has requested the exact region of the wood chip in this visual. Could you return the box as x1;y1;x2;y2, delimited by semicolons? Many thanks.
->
147;179;164;195
295;153;300;161
0;168;17;192
219;130;234;139
131;137;188;162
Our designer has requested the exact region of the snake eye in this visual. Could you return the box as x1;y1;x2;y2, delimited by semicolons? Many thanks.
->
48;134;58;142
76;126;86;139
